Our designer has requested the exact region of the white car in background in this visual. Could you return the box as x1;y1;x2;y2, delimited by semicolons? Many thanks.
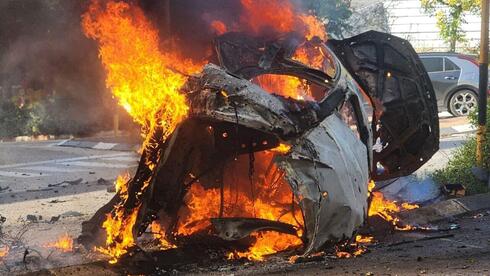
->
419;53;489;116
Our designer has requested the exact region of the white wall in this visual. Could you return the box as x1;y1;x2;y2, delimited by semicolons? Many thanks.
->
352;0;483;53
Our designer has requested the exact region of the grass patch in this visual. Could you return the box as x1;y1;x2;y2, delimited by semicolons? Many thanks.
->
432;102;490;195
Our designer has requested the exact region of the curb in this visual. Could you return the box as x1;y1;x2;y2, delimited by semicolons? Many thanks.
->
400;192;490;225
57;139;139;152
439;123;476;138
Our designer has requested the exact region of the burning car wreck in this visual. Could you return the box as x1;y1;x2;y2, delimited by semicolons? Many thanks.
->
79;30;439;262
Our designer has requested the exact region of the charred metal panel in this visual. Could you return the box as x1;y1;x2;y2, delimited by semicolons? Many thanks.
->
214;32;333;86
211;218;297;240
276;114;369;254
328;31;439;181
187;64;322;139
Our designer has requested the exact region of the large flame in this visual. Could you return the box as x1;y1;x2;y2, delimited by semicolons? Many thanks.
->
81;0;203;263
82;0;202;147
177;148;303;261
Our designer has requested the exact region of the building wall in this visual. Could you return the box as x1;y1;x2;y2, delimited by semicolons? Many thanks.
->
352;0;482;53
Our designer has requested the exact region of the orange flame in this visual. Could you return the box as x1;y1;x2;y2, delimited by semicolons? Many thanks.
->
355;235;374;244
367;180;419;229
151;222;176;250
336;251;352;258
0;246;8;258
239;0;326;41
240;0;295;34
253;75;306;100
115;172;131;194
210;20;227;35
82;0;203;148
98;206;140;264
269;143;292;154
177;148;303;261
45;233;73;252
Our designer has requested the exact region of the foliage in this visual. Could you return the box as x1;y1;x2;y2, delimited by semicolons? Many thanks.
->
420;0;480;52
302;0;353;39
433;102;490;194
0;100;30;137
0;96;108;138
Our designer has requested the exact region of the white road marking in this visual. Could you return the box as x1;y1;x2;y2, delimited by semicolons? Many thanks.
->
16;166;89;173
0;171;48;178
0;152;133;170
103;156;139;162
93;142;117;150
54;139;70;146
60;161;135;169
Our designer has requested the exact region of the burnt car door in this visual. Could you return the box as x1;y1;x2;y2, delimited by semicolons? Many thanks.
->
327;31;439;181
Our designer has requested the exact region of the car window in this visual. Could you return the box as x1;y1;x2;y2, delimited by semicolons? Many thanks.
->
444;58;460;71
420;57;443;72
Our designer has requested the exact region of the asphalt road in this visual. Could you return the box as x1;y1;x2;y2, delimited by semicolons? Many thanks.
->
0;140;138;199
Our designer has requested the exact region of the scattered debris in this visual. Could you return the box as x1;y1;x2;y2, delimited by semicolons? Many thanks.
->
97;178;110;185
443;184;466;197
449;223;460;230
106;186;116;193
26;188;52;192
49;216;61;224
26;215;38;223
48;199;67;204
48;178;83;187
0;215;5;229
289;253;325;264
60;211;83;218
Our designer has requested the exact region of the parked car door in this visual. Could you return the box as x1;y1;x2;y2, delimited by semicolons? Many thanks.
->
420;57;461;107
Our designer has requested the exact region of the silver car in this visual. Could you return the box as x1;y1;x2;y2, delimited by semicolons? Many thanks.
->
419;52;488;116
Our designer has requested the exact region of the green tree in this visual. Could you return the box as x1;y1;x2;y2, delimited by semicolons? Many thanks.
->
421;0;480;52
302;0;353;39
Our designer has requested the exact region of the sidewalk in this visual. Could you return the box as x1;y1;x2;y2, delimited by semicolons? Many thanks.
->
57;131;140;152
438;115;476;137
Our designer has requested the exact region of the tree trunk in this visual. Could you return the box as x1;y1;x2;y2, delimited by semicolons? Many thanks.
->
450;38;456;52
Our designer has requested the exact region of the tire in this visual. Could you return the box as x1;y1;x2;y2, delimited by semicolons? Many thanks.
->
448;89;478;117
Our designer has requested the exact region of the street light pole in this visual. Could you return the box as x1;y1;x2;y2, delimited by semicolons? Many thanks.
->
477;0;489;167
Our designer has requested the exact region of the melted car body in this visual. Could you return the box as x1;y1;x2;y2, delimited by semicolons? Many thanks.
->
80;31;439;256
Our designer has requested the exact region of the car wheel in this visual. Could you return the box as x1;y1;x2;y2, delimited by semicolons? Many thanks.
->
448;89;478;116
